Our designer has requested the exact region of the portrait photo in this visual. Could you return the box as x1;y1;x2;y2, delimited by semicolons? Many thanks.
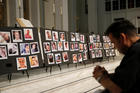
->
52;31;58;41
105;49;110;57
89;35;93;43
24;29;34;40
75;33;80;41
16;57;27;70
0;46;7;60
20;43;30;55
84;44;87;51
71;32;75;41
78;53;82;62
51;42;57;52
74;42;79;51
58;41;63;51
62;52;69;62
91;51;96;58
29;55;39;68
63;41;69;51
79;43;83;52
45;30;52;40
12;30;23;42
96;35;100;42
30;42;40;54
93;34;96;42
72;54;77;63
0;32;11;44
55;53;62;64
47;53;55;64
83;51;87;60
59;32;65;41
70;42;74;51
89;43;93;51
43;42;51;53
80;34;85;43
7;43;19;56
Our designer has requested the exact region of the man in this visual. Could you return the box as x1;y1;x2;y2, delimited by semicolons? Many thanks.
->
93;20;140;93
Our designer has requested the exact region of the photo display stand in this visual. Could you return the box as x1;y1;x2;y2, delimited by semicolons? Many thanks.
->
0;27;43;81
88;34;104;63
102;36;116;61
68;32;89;68
40;28;70;73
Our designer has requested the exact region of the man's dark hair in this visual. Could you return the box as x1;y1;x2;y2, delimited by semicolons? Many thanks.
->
105;20;137;39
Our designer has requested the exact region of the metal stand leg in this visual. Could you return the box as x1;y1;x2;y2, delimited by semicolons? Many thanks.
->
25;70;29;78
8;73;12;82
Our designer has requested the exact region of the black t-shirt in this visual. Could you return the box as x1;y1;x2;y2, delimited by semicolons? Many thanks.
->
103;39;140;93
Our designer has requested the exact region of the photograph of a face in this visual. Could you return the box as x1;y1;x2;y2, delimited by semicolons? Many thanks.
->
91;51;96;58
75;33;80;41
29;55;39;68
0;46;7;60
95;49;102;58
103;36;107;42
83;51;87;60
45;30;52;40
74;42;79;51
93;34;96;42
71;32;75;41
43;42;51;53
20;43;30;55
16;57;27;70
79;43;83;52
51;42;57;52
80;34;85;43
70;42;74;51
12;30;23;42
89;35;93;43
7;43;19;56
55;53;62;64
84;44;87;51
103;43;109;49
58;41;63;51
62;52;69;62
78;53;82;62
59;32;65;41
105;49;110;57
89;43;93;51
47;53;55;64
30;42;40;54
24;29;34;40
96;35;100;42
0;32;11;44
52;31;58;41
72;54;77;63
63;41;69;51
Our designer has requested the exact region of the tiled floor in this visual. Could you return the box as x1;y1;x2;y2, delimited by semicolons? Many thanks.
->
0;57;122;93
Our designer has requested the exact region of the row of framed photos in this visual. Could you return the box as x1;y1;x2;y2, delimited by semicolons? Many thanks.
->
90;49;103;58
0;29;34;44
105;49;116;57
43;41;88;53
70;32;85;43
0;42;40;60
89;34;101;43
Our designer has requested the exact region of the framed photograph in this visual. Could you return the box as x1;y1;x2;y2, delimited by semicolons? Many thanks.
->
105;49;110;57
89;43;93;51
96;35;100;42
24;29;34;40
20;43;30;55
63;41;69;51
59;32;65;41
103;36;107;42
78;53;83;62
12;30;23;42
70;42;74;51
62;52;69;62
103;43;109;49
0;46;7;60
93;43;96;49
51;42;57;52
93;34;96;42
110;49;116;56
0;32;11;44
47;53;55;64
79;43;83;52
98;50;103;57
84;44;87;51
74;42;79;51
71;32;75;41
72;54;77;63
80;34;85;43
30;42;40;54
83;51;88;60
7;43;19;56
75;33;80;41
45;30;52;40
89;35;93;43
52;31;58;41
16;57;27;70
95;50;102;58
29;55;39;68
55;53;62;64
91;51;96;58
43;42;51;53
58;41;63;51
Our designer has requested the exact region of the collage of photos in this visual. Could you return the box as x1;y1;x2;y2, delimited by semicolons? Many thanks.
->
70;32;85;43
